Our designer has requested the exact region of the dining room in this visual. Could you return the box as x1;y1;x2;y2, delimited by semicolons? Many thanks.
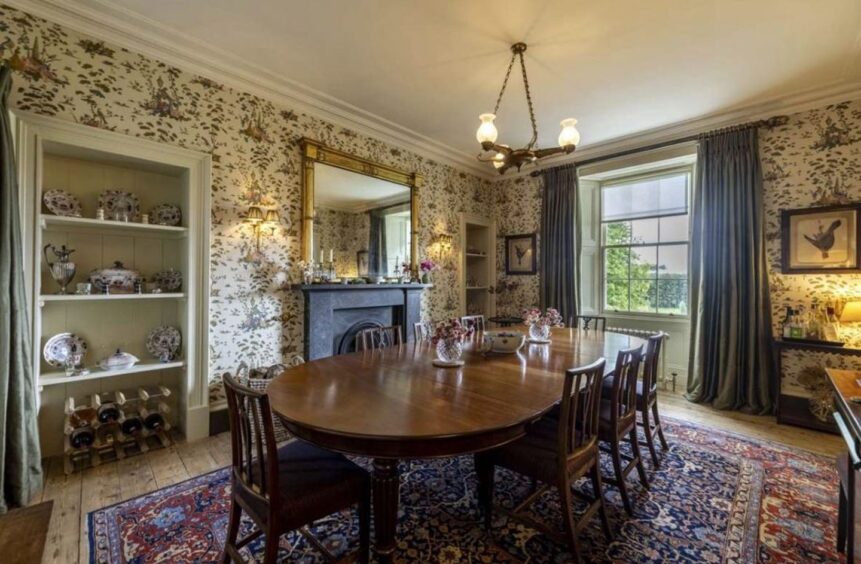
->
0;1;859;563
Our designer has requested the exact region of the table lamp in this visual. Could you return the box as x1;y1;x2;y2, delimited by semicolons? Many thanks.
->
840;301;861;339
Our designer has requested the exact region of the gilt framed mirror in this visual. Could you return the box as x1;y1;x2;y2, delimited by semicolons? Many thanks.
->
301;138;422;278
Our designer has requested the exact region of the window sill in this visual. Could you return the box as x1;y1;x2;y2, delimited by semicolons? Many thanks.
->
601;311;691;325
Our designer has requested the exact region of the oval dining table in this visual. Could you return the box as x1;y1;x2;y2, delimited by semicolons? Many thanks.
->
267;327;645;561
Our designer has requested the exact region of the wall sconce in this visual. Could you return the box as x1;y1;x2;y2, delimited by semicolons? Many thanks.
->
432;233;453;258
245;206;279;251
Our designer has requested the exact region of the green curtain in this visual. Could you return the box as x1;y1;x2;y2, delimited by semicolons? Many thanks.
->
0;65;42;512
540;164;580;325
686;127;774;414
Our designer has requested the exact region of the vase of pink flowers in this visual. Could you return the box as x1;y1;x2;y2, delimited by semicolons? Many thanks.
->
523;307;564;343
420;258;438;284
431;318;474;366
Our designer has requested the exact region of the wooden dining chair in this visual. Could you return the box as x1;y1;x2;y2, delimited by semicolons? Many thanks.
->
598;345;648;515
636;332;669;466
413;321;434;342
475;358;612;562
356;325;403;350
575;315;606;331
222;374;371;564
460;315;486;332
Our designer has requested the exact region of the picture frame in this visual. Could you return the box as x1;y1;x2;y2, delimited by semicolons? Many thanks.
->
505;233;537;275
357;250;369;277
781;204;861;274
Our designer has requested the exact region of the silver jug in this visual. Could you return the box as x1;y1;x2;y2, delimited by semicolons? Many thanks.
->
44;244;76;294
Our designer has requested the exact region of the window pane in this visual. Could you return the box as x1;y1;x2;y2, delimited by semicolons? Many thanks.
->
605;280;629;311
660;214;689;243
604;221;631;245
657;244;688;278
630;280;657;313
604;247;630;279
631;218;658;244
630;245;657;279
658;279;688;314
601;172;688;221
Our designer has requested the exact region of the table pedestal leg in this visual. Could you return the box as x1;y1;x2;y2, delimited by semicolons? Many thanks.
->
372;458;400;562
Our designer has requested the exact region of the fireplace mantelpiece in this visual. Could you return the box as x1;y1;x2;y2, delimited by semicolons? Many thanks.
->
295;284;431;360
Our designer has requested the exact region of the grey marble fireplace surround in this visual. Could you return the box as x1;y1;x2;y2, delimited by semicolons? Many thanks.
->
296;283;431;360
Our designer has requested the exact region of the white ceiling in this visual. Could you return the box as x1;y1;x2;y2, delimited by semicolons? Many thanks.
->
22;0;861;176
315;163;409;213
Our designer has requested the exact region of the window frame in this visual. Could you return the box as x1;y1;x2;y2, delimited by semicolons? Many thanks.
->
598;165;693;319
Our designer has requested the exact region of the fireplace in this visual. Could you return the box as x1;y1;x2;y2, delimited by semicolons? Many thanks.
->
296;283;429;360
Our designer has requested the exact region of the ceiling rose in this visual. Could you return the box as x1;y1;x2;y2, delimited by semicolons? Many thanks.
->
476;43;579;174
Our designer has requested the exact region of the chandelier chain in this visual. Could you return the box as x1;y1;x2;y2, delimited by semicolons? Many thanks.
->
518;51;539;148
492;51;518;116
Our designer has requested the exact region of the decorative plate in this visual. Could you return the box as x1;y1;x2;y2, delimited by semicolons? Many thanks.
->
149;204;182;226
43;332;88;367
146;326;181;361
152;268;182;292
98;190;139;221
43;189;82;217
89;261;141;294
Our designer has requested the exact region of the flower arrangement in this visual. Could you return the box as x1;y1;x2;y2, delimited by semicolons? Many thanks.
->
420;258;438;273
432;318;474;345
522;307;564;327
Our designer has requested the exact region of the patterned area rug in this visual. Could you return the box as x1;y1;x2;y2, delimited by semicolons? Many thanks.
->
88;417;841;563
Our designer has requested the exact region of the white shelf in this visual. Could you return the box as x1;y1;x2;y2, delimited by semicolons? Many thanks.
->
466;253;487;258
40;293;185;304
39;360;185;387
41;214;187;236
466;286;489;290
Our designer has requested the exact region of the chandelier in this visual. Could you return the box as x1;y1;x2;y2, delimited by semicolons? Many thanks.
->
476;43;580;174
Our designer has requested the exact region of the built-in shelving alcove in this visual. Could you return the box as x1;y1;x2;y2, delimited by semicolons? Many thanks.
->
15;112;211;457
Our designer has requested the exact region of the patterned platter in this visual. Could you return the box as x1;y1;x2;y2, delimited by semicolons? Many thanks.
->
152;268;182;292
149;204;182;226
98;190;140;221
146;326;181;361
42;189;82;217
43;332;88;366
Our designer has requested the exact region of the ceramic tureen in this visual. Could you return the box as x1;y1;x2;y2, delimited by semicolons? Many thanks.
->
89;261;141;294
481;331;526;354
99;349;139;371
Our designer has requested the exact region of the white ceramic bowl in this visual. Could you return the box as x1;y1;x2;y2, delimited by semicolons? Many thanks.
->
482;331;526;354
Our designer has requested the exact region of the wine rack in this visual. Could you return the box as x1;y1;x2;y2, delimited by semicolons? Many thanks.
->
63;385;174;474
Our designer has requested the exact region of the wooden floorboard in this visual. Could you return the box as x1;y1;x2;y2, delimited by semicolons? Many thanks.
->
22;393;843;563
0;501;53;564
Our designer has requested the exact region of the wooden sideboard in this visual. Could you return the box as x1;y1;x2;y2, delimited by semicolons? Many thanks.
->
773;339;861;433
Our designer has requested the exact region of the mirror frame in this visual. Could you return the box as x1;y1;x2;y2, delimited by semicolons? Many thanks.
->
300;138;422;274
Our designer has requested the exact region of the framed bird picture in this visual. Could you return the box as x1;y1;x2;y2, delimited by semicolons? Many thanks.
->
781;204;861;273
505;233;537;275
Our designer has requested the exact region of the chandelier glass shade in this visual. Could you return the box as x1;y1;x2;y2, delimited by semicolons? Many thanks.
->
476;43;579;174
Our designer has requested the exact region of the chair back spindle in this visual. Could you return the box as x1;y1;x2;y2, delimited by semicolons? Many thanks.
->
558;358;606;456
609;345;643;423
357;325;403;350
642;332;666;394
224;373;280;504
460;315;486;332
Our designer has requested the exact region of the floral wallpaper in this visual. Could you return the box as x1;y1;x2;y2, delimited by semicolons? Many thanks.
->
493;175;542;315
760;98;861;411
0;4;493;401
313;207;369;278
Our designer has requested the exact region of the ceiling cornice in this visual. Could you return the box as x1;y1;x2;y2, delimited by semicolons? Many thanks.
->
7;0;861;184
5;0;497;179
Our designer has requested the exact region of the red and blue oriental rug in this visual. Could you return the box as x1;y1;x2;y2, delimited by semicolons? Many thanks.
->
88;417;841;562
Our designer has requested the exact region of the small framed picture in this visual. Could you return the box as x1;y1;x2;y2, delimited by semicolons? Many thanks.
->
781;204;861;273
505;233;537;275
356;250;369;277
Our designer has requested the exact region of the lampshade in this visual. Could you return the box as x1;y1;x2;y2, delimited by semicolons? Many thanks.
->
841;301;861;322
264;209;279;224
558;118;580;148
476;113;498;144
245;206;264;223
